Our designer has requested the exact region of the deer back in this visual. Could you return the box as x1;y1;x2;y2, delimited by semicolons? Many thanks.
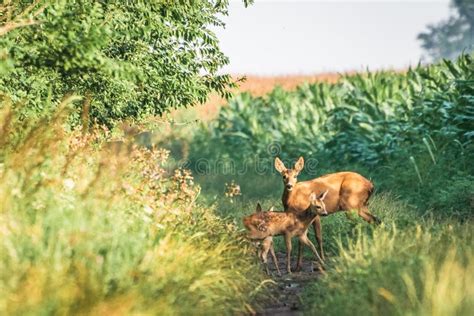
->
283;172;372;214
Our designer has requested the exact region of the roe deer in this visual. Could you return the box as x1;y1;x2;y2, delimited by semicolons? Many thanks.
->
243;191;329;274
275;156;380;271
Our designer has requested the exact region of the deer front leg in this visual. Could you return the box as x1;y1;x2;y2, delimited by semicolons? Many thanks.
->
313;216;325;260
285;234;292;274
299;233;324;271
294;240;303;272
260;237;273;275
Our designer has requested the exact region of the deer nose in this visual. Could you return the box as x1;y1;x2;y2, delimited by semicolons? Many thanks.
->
286;184;293;190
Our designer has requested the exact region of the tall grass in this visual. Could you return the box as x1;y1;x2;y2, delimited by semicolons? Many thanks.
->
303;222;474;316
0;98;267;315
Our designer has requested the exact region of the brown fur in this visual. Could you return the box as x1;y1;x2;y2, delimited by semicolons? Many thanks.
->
275;157;380;270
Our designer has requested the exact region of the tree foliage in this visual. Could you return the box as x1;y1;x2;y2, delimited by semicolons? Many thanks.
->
418;0;474;61
0;0;243;126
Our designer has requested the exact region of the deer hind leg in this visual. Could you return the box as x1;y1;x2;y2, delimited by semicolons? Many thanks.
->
358;206;381;225
343;193;381;225
299;233;324;269
269;239;281;276
313;216;325;260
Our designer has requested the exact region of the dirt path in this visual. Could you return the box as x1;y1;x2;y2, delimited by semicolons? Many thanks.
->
256;252;321;316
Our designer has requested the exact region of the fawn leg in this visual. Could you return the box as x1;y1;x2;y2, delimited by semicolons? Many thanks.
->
313;216;325;260
260;237;272;275
294;240;303;271
299;233;324;267
269;239;281;276
285;234;292;274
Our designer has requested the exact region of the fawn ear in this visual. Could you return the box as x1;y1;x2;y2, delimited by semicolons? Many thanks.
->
319;189;329;201
294;156;304;173
256;203;262;213
274;157;287;174
267;206;274;212
309;193;316;202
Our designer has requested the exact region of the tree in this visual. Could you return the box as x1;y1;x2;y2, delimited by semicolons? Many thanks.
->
418;0;474;61
0;0;252;126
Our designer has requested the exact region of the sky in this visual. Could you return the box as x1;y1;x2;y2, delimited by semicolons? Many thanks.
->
214;0;453;75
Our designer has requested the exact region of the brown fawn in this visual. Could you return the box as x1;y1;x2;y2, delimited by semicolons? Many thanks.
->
243;191;329;274
275;156;380;271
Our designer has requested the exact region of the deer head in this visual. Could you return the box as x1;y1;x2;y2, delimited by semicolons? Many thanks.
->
274;156;304;192
309;190;329;216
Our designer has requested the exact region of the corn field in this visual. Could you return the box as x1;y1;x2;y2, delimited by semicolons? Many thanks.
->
194;54;473;165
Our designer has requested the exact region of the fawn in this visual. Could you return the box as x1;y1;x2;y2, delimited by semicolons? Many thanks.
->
243;191;328;274
275;156;380;270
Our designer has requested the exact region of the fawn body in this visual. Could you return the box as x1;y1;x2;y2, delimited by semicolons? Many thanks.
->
275;156;380;270
243;192;328;274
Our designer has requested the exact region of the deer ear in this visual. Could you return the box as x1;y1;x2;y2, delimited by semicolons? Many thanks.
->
274;157;287;174
256;203;262;213
294;156;304;173
267;206;274;212
319;190;329;201
309;193;316;202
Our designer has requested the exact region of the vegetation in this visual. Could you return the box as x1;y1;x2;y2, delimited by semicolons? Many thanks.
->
0;1;250;126
0;98;266;315
161;53;473;315
0;1;472;314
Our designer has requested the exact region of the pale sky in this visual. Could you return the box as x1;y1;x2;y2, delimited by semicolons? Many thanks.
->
215;0;453;74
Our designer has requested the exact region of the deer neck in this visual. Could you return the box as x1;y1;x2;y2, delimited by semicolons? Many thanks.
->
282;187;292;210
281;187;295;211
295;207;317;226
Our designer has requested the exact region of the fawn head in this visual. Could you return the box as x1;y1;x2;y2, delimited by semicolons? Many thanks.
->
255;202;274;213
274;156;304;192
309;190;329;216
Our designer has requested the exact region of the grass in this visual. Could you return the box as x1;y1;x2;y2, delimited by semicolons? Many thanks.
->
0;100;268;315
303;221;474;316
1;59;473;314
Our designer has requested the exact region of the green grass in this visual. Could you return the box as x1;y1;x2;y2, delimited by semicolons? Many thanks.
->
302;221;474;316
0;102;268;315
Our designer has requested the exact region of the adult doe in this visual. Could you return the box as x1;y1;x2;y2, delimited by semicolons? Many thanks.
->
275;156;380;270
243;191;329;274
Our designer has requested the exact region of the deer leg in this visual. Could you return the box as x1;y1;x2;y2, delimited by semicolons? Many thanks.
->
313;216;325;260
260;237;272;275
285;234;292;274
358;207;381;225
299;233;324;270
269;239;281;276
294;240;303;272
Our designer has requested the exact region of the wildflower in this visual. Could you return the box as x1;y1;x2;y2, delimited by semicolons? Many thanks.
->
144;205;153;215
63;178;76;190
225;180;241;198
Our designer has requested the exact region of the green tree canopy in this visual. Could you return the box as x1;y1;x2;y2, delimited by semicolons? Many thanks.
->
418;0;474;61
0;0;251;126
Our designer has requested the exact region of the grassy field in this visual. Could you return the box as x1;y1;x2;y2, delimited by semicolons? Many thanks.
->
0;99;267;315
1;56;472;315
2;2;472;315
157;54;474;315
